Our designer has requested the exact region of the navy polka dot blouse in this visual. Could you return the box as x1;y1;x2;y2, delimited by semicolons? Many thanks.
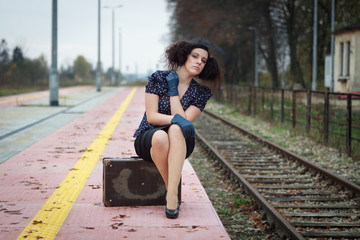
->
133;70;212;138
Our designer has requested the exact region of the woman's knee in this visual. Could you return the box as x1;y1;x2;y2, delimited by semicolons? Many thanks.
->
151;130;169;151
168;124;185;140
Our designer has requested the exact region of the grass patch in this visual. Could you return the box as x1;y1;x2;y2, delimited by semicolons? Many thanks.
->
122;80;147;86
233;197;251;207
217;209;230;216
0;87;48;97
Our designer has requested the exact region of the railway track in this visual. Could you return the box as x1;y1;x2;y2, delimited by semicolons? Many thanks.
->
194;110;360;240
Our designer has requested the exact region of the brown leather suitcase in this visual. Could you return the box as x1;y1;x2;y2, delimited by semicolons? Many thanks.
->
103;157;181;206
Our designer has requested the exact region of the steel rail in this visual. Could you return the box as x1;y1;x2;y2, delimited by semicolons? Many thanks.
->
203;109;360;195
195;132;305;240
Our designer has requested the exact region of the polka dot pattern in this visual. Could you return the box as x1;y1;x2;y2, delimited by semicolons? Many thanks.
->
133;70;212;137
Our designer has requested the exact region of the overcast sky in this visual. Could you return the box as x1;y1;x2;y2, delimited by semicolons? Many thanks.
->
0;0;172;75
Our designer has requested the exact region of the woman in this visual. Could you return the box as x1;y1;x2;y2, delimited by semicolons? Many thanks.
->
133;39;222;219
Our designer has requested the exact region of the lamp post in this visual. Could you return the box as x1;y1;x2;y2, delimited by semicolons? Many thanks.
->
312;0;318;91
281;33;286;89
104;5;122;86
96;0;102;92
330;0;335;92
49;0;59;106
118;28;122;86
248;27;258;87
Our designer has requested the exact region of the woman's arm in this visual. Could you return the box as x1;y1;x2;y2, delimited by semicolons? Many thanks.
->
146;93;201;125
145;93;173;125
165;71;201;122
170;96;201;122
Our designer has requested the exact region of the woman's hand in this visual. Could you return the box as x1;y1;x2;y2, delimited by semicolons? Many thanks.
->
166;71;179;96
171;114;195;138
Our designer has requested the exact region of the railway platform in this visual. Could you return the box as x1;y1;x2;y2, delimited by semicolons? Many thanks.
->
0;86;230;240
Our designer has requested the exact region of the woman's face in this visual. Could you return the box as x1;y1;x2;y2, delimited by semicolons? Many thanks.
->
184;48;208;76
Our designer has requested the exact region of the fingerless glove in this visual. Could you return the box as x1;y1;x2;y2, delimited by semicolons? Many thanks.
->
171;114;195;138
166;71;179;96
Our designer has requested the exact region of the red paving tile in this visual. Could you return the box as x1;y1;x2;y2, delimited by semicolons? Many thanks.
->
0;87;230;240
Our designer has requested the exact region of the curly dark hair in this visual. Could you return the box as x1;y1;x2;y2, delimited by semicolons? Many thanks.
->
165;40;223;89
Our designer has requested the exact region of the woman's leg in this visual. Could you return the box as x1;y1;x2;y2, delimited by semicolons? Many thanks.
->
150;130;170;188
149;125;187;210
166;124;186;210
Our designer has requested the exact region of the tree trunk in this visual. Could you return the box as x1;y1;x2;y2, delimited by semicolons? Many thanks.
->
286;0;306;88
264;1;280;88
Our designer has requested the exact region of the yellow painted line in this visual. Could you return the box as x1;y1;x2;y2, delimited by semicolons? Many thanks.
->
0;93;48;104
17;87;137;240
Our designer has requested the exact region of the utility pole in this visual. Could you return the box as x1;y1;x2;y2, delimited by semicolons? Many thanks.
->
118;28;122;86
312;0;318;91
104;5;122;87
281;34;286;89
96;0;102;92
111;8;115;86
49;0;59;106
330;0;335;92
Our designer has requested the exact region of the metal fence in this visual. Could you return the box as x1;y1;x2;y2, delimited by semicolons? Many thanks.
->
213;85;360;159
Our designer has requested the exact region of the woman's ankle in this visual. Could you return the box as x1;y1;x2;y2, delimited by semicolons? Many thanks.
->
166;192;178;209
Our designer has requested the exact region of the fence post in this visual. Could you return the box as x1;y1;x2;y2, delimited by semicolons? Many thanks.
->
324;91;329;145
228;85;231;105
261;88;265;115
232;85;236;106
248;86;252;115
281;89;285;123
270;89;274;124
292;91;296;128
347;94;352;156
227;85;231;104
306;90;312;133
253;87;257;116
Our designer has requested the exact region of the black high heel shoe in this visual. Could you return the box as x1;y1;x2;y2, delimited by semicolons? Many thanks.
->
165;202;179;219
165;191;179;219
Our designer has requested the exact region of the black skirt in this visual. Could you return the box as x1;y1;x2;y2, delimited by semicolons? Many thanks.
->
134;125;195;162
